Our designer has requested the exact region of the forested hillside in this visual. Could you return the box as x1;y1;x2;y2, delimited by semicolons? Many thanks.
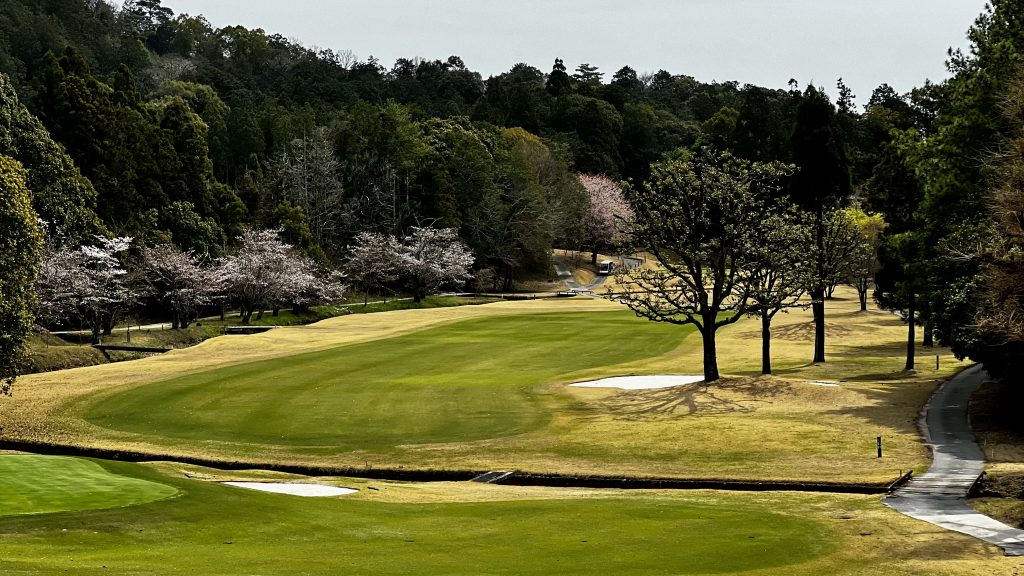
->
3;0;1024;379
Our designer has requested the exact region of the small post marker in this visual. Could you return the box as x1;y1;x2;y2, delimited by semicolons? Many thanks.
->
936;355;940;370
877;436;883;459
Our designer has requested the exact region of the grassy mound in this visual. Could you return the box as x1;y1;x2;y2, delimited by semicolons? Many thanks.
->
0;455;176;517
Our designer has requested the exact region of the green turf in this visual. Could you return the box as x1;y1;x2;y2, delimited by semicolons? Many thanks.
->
81;311;687;453
0;459;836;575
0;456;176;517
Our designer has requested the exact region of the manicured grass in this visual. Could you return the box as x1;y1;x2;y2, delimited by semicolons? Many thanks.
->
1;458;1019;575
5;291;970;483
0;455;176;517
0;457;827;575
81;311;685;452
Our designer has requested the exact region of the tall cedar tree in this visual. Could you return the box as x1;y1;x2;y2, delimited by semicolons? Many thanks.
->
789;86;851;363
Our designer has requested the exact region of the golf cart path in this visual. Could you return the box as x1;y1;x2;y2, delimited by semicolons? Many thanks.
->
553;255;643;292
885;364;1024;556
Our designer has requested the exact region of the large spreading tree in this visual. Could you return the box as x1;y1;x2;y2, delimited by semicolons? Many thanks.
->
616;149;793;382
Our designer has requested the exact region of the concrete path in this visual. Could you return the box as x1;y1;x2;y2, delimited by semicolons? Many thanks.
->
885;365;1024;556
552;255;643;293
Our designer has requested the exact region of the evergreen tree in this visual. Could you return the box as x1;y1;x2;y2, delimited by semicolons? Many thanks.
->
0;156;45;393
0;72;103;242
789;85;851;363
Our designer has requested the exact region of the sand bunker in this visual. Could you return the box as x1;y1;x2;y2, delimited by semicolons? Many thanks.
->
223;482;357;497
809;381;841;388
570;375;704;390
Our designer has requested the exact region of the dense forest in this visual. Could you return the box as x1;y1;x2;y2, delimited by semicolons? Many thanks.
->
3;0;1024;382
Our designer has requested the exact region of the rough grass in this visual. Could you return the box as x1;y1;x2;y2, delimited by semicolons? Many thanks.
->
23;296;499;375
0;455;176;517
0;458;1018;575
1;289;966;483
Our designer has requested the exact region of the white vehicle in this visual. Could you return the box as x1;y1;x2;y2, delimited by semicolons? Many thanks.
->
598;260;616;275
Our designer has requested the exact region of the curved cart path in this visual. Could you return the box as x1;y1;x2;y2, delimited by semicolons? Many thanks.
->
885;364;1024;556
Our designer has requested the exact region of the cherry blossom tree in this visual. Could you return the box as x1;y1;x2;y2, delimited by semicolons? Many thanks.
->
140;245;224;329
346;232;403;305
36;237;139;343
35;243;85;329
399;227;474;302
579;174;633;265
219;229;344;323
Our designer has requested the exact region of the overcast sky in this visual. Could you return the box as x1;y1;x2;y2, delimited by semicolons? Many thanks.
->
162;0;986;106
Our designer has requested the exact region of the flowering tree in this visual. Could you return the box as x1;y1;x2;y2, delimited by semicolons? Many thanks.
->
219;229;344;323
346;232;403;305
36;236;139;343
579;174;633;265
35;243;84;329
399;227;474;302
140;245;223;329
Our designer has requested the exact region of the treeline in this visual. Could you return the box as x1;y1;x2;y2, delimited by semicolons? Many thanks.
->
1;0;917;271
3;0;1024;380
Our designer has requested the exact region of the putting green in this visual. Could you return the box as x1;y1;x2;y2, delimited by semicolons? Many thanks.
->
0;460;837;575
81;311;686;452
0;455;176;517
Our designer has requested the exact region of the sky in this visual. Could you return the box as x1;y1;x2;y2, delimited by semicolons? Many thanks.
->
162;0;987;106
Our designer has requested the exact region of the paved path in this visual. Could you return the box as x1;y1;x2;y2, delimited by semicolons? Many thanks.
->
885;364;1024;556
552;255;643;293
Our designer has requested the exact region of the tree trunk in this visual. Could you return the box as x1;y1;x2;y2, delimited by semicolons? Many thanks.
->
857;280;868;311
102;314;114;336
272;306;280;317
256;308;265;320
364;290;369;306
220;306;226;321
923;319;934;348
906;293;916;371
171;313;180;330
701;326;720;383
812;292;826;364
591;249;599;266
812;211;827;364
761;313;773;375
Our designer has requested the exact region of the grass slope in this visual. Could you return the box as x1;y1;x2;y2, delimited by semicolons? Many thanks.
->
82;311;685;452
0;455;175;516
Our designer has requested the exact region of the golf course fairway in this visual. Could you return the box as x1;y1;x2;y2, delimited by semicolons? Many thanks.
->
80;310;687;451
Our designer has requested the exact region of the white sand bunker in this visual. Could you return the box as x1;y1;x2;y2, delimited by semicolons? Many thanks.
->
223;482;357;497
809;381;841;388
570;375;704;390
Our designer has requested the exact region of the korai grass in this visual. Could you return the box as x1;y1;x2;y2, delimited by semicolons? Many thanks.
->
0;457;1018;576
0;455;176;516
2;290;966;483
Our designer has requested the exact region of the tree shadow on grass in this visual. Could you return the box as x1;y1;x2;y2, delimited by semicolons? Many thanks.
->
734;321;853;342
594;378;793;422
